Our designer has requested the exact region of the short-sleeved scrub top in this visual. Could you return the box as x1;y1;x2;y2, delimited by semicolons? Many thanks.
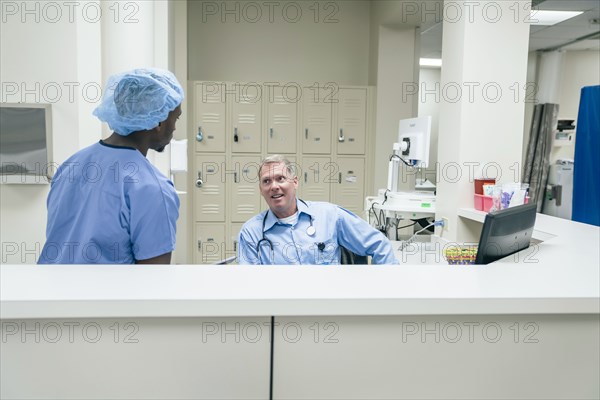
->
38;141;180;264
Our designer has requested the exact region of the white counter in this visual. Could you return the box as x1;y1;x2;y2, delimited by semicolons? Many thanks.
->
2;213;598;319
2;213;598;400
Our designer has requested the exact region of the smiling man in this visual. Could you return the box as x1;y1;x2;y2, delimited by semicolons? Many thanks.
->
237;155;399;265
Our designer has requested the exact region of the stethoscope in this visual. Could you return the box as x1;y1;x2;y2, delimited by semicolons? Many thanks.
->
256;199;323;261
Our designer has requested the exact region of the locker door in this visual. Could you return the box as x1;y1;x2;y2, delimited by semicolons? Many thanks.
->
302;87;332;154
299;157;331;203
231;83;261;153
230;156;261;222
194;82;226;152
337;88;367;155
333;158;365;216
194;223;226;264
267;85;297;154
194;155;225;222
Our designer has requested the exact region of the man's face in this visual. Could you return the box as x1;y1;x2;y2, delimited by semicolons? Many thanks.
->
153;105;182;152
259;162;298;219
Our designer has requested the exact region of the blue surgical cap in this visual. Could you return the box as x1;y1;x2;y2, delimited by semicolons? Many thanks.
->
93;68;184;136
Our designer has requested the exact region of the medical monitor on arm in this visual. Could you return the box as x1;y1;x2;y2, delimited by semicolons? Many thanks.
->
398;116;432;168
387;116;432;192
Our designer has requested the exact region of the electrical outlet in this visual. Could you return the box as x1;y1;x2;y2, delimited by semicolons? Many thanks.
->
441;217;449;232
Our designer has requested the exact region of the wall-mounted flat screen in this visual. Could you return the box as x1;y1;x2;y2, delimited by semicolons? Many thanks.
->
0;103;52;184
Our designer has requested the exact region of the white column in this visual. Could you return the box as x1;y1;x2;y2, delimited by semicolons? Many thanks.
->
99;0;173;176
435;1;531;241
75;1;102;149
99;0;154;140
536;50;565;104
373;26;418;193
100;0;155;81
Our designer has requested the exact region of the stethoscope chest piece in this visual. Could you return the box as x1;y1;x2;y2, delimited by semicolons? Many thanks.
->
306;226;316;236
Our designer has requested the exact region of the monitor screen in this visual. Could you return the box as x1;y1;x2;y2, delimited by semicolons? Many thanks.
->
475;203;537;265
398;116;431;168
0;104;53;183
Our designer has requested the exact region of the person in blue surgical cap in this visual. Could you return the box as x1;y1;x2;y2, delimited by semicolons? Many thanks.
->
38;68;184;264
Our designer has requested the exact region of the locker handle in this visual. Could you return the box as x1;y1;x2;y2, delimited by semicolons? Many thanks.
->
196;126;204;142
195;172;203;188
305;128;309;139
197;240;201;250
269;127;274;138
338;172;342;184
234;172;239;183
233;240;238;252
338;128;345;142
304;172;307;183
234;127;239;143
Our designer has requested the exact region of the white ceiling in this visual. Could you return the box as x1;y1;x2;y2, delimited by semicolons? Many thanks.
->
419;0;600;59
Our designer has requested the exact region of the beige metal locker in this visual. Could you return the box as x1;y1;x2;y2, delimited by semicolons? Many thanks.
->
194;82;226;153
231;83;261;153
194;223;226;264
299;157;331;203
336;88;367;155
333;158;365;215
194;155;226;222
229;156;262;222
302;87;332;154
267;85;297;154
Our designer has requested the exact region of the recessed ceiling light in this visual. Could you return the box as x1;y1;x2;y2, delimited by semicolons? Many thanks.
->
530;10;584;26
420;58;442;67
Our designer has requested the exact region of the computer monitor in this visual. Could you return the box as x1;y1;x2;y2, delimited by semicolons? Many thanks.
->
475;203;537;265
398;116;431;168
0;103;53;183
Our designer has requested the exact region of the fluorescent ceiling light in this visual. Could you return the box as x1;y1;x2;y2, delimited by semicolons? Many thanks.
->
530;10;583;26
420;58;442;67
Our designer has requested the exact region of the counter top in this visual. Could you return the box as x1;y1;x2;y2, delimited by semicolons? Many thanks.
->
1;214;598;320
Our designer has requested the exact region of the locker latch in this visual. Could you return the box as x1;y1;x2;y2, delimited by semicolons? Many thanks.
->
234;127;239;142
338;128;345;142
196;126;204;142
195;172;204;188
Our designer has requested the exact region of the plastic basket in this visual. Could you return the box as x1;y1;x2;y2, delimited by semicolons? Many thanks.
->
444;246;478;265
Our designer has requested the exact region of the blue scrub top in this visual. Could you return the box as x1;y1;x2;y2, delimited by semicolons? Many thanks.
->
238;199;399;265
38;141;179;264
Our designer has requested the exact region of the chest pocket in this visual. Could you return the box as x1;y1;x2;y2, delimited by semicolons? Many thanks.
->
313;239;339;265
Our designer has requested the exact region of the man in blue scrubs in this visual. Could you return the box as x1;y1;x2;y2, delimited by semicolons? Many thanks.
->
237;155;399;265
38;68;184;264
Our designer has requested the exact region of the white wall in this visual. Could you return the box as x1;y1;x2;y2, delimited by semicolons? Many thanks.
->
0;6;99;264
187;0;370;85
435;1;530;242
418;67;441;184
1;1;177;264
551;50;600;163
372;25;418;192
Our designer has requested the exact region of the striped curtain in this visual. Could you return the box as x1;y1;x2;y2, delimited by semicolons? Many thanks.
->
522;103;558;212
